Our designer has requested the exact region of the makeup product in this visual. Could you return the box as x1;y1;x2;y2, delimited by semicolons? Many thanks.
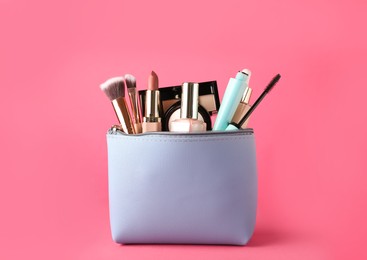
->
213;69;250;131
159;81;220;116
231;70;252;128
231;87;252;128
100;77;135;134
226;74;281;131
125;74;142;133
170;82;206;132
139;81;220;131
165;103;211;131
142;71;162;132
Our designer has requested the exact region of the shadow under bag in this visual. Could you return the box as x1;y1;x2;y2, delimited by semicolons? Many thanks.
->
106;129;257;245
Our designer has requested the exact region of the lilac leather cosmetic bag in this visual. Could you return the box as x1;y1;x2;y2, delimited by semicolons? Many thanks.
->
106;128;257;245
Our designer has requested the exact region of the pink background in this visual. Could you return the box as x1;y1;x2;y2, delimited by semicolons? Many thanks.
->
1;0;366;259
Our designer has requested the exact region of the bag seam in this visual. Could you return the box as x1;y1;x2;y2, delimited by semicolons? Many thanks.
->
107;135;252;143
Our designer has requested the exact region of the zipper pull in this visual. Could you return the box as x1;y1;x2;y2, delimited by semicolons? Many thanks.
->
109;125;125;135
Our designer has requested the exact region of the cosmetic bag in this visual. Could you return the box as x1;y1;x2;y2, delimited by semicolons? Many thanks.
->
106;128;258;245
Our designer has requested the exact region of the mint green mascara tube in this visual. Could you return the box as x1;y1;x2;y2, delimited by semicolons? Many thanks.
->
213;69;250;131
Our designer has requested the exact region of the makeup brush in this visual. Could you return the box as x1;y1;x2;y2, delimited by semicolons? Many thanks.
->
100;77;136;134
125;74;142;133
226;74;281;131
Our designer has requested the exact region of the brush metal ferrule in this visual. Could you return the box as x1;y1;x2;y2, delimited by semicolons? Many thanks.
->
112;97;136;134
127;88;142;123
143;90;161;123
127;88;142;133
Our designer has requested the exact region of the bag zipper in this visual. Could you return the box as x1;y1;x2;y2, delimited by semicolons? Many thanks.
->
108;125;254;136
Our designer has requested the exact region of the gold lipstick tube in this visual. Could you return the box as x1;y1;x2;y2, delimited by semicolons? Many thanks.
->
142;90;162;132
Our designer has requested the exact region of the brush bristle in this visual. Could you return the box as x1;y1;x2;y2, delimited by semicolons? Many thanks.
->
267;74;281;91
124;74;136;89
100;77;125;101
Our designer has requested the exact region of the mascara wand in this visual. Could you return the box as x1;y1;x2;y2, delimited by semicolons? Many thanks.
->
226;74;281;130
